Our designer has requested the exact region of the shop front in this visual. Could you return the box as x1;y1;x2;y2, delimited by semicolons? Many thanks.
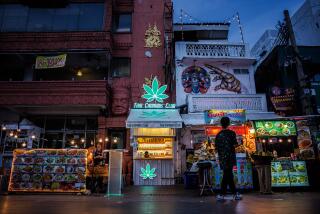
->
126;77;182;185
252;119;309;188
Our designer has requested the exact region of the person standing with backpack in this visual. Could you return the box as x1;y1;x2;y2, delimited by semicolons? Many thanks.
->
215;116;242;201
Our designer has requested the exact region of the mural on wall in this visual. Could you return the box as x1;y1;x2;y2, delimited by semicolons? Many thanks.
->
204;64;242;94
181;66;211;94
181;64;248;95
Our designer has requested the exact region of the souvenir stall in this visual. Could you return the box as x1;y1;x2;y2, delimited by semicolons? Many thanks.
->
203;109;255;190
253;120;309;187
126;77;183;185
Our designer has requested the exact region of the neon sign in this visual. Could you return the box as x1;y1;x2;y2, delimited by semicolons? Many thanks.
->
134;77;176;109
140;163;157;179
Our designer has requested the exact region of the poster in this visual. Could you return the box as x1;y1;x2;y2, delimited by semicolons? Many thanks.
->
9;149;87;192
296;120;315;159
271;161;309;187
254;120;296;137
204;109;246;125
35;54;67;69
211;157;253;190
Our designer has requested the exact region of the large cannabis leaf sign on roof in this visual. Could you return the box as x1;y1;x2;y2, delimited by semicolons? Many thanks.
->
142;77;169;103
140;163;157;179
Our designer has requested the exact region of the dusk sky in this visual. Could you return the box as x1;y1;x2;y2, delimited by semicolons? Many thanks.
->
173;0;305;48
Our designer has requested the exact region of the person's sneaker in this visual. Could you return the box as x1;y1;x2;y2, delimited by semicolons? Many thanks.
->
216;194;225;201
234;192;242;200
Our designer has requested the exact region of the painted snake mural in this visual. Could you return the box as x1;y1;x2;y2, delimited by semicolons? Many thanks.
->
204;64;242;94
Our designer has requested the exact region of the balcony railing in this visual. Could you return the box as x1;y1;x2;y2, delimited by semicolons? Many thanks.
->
0;80;109;106
176;42;250;59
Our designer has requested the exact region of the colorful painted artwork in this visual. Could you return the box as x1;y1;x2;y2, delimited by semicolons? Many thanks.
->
181;66;211;94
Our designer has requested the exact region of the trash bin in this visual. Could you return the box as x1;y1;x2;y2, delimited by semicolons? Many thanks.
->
184;171;198;189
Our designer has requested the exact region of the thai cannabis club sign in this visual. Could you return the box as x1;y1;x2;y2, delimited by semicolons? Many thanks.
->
134;77;176;109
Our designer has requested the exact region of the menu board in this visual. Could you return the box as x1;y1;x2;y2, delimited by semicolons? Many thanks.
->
9;149;87;192
254;120;296;137
271;161;309;187
211;157;253;189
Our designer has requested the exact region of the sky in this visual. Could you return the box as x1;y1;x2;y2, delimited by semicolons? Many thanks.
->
173;0;305;48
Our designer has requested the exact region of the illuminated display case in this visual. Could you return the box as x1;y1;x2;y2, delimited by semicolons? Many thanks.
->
9;149;87;192
135;137;173;159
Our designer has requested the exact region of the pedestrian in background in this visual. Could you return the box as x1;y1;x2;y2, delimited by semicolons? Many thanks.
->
215;117;242;201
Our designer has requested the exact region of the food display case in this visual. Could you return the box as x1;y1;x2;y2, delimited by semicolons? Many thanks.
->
9;149;87;192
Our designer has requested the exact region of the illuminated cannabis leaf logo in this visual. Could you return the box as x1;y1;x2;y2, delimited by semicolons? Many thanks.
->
140;110;167;118
142;77;169;103
140;163;157;179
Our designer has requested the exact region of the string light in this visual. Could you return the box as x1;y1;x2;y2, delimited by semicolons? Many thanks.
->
31;135;36;139
71;140;75;145
22;142;26;147
2;126;6;130
81;138;85;143
99;138;103;143
9;132;14;137
105;137;109;142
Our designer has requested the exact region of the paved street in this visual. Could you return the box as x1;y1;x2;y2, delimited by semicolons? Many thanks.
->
1;186;320;214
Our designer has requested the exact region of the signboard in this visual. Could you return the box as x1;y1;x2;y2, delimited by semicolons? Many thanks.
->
35;54;67;69
254;120;296;137
204;109;246;125
269;87;296;113
271;161;309;187
187;94;267;113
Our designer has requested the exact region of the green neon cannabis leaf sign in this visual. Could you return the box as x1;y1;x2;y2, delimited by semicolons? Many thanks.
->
140;163;157;179
142;77;169;103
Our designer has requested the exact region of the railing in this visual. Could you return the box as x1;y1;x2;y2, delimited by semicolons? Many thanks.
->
0;80;109;106
176;42;250;58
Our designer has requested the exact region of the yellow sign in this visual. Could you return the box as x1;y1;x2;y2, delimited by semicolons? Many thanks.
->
35;54;67;69
144;24;162;48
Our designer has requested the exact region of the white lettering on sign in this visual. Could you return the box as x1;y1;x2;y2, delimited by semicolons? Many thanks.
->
133;103;176;109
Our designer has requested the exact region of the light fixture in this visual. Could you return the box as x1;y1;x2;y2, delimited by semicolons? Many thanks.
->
71;140;75;145
81;138;85;143
113;138;118;143
249;129;255;134
22;142;26;147
105;137;109;142
2;126;7;131
31;135;36;139
99;138;103;143
288;139;292;143
77;70;83;77
9;132;14;137
279;139;283;143
17;129;21;132
262;139;266;143
269;139;272;143
91;141;94;145
14;134;18;139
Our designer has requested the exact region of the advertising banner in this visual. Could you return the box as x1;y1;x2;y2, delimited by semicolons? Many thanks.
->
204;109;246;125
269;86;295;112
35;54;67;69
254;120;296;137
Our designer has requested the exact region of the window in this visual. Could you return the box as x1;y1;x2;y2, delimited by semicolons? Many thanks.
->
233;69;249;74
0;3;104;32
113;13;132;33
111;58;131;77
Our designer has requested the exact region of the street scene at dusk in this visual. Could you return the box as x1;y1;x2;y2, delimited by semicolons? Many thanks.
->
0;0;320;213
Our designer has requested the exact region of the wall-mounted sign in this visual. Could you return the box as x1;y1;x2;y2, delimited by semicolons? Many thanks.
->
269;87;296;114
140;163;157;179
254;120;296;137
187;94;267;113
35;54;67;69
204;109;246;125
144;24;161;48
134;77;175;109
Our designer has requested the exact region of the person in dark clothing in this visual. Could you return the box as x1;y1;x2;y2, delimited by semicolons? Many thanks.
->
92;144;104;193
215;117;242;201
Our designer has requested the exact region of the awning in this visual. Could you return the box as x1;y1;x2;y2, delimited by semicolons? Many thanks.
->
126;109;183;128
182;111;282;126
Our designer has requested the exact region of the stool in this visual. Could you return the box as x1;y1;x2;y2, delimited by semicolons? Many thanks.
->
197;161;213;196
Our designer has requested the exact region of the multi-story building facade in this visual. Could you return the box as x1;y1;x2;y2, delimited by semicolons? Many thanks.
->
0;0;173;184
174;23;277;175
